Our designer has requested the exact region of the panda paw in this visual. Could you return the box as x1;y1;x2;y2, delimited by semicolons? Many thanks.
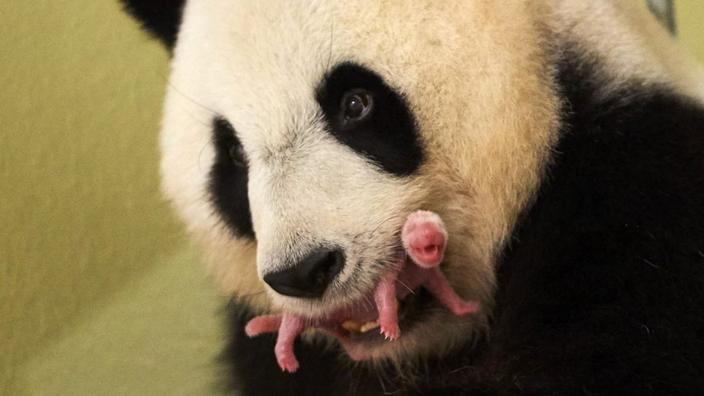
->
380;323;401;340
277;354;300;373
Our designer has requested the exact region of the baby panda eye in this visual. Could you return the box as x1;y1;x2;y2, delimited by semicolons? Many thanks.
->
340;89;373;123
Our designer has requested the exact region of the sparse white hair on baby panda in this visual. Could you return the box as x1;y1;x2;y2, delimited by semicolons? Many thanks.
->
123;0;704;393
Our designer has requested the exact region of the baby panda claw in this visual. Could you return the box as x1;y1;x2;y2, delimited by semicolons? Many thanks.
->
380;323;401;341
276;350;300;373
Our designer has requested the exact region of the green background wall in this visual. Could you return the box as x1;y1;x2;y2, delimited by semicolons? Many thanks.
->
1;1;702;395
677;0;704;58
0;1;223;394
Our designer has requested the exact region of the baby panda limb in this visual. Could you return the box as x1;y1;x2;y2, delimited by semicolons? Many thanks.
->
376;210;479;339
244;314;282;336
245;314;304;373
375;271;401;340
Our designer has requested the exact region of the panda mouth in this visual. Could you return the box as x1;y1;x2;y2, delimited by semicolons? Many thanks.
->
246;211;478;368
311;255;437;359
337;286;431;341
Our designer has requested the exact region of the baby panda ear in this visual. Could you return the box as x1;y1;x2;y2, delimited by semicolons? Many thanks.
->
121;0;186;49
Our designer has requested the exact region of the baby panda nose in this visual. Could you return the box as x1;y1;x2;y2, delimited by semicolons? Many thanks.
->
263;248;345;298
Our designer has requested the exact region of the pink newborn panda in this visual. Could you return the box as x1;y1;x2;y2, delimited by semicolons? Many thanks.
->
245;210;479;372
375;210;480;340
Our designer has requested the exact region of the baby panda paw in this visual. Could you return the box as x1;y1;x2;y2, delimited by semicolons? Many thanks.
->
277;356;298;373
276;351;300;373
380;322;401;341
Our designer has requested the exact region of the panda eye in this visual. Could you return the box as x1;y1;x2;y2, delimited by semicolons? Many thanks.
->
213;117;248;168
228;144;247;168
210;117;255;238
316;63;423;176
340;89;373;123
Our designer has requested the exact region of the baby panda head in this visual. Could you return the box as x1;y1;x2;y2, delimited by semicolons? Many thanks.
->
125;0;560;362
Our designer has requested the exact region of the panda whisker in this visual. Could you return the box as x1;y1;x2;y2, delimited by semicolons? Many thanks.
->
174;99;214;128
361;294;376;312
358;214;400;243
162;82;220;173
197;135;217;172
375;371;388;395
165;80;217;116
236;290;267;299
395;279;415;295
326;19;335;71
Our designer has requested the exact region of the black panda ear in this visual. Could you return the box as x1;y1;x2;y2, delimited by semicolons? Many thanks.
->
121;0;186;49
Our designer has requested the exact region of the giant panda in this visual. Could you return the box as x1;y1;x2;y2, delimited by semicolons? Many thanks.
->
123;1;704;394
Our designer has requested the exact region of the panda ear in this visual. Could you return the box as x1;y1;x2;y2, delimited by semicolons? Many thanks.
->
121;0;186;49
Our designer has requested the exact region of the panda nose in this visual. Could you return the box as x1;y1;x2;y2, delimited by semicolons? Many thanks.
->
263;248;345;298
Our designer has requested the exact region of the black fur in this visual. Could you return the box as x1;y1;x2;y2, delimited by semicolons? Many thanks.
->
121;0;185;48
209;117;255;239
475;55;704;395
222;53;704;394
316;62;424;177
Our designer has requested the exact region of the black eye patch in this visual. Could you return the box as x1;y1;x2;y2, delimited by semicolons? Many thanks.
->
315;62;424;177
209;117;255;239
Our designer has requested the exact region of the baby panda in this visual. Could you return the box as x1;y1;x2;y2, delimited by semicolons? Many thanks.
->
122;1;704;395
245;210;479;372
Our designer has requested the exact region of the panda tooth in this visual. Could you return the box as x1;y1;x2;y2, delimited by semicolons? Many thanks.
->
342;320;362;332
360;320;380;333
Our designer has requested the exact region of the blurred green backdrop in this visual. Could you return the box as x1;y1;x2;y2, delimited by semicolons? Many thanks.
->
677;0;704;57
0;1;223;395
0;1;702;395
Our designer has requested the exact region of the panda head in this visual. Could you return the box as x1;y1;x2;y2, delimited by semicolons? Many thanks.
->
125;0;559;361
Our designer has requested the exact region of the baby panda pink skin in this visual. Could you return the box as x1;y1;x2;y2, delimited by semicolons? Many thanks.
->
245;314;305;372
376;210;480;340
245;210;480;372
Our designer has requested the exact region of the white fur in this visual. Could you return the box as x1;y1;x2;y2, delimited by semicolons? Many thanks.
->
159;0;704;362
